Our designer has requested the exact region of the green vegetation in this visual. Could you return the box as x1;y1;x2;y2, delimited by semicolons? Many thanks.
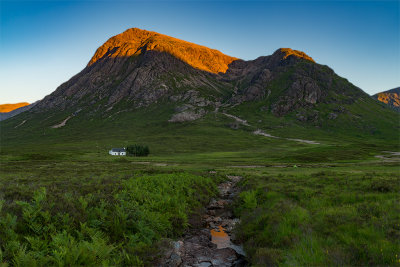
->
0;168;218;266
126;144;150;157
230;165;400;266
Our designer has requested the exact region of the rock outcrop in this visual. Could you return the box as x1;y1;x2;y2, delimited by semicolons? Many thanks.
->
373;87;400;112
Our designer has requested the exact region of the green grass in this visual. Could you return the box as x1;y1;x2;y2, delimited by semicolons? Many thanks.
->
227;164;400;266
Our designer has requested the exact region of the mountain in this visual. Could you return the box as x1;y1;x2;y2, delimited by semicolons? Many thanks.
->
1;28;398;155
372;87;400;112
0;102;37;122
0;102;30;113
31;28;368;119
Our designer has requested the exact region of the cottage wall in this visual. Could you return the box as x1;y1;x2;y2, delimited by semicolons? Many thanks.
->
109;149;126;156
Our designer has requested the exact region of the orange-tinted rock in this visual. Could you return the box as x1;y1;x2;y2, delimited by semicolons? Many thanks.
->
280;48;315;63
88;28;238;74
0;102;30;113
376;92;400;107
373;87;400;111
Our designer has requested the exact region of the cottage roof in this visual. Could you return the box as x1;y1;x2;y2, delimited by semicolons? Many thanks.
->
110;148;126;152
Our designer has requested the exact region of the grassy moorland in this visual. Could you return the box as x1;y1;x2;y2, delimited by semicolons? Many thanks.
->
228;163;400;266
1;101;399;266
1;147;399;266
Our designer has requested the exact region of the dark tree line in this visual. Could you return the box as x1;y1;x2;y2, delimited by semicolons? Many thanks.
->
126;144;150;157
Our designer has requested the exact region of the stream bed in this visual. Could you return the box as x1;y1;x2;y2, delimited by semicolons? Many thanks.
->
162;175;247;266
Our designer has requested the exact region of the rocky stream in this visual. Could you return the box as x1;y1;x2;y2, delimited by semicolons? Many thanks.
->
161;175;247;267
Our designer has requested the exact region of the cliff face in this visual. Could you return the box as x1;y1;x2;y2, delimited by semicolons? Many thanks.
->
373;87;400;112
88;28;238;74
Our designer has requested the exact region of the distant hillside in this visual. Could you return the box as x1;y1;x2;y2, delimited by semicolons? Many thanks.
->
0;102;29;113
0;102;37;121
373;87;400;112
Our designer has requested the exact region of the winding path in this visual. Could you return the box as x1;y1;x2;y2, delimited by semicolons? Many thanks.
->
51;116;72;128
221;112;320;145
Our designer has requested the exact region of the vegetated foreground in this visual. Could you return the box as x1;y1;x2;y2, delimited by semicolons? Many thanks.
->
0;164;220;266
0;150;399;266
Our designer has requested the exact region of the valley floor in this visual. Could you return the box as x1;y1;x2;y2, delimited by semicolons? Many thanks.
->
0;151;399;266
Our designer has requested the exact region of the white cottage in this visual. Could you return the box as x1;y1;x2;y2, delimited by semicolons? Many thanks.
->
109;148;126;156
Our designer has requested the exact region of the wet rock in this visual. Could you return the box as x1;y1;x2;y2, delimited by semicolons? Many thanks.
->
207;209;216;216
198;261;212;267
221;210;233;218
208;242;217;249
169;253;182;266
212;248;239;265
214;217;222;223
161;240;184;267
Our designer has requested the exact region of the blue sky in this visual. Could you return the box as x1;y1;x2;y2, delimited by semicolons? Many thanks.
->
0;0;399;103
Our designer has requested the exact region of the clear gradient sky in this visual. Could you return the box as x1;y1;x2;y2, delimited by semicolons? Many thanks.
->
1;0;399;103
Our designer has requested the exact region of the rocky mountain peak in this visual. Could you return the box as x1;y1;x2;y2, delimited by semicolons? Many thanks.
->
88;27;238;74
273;48;315;63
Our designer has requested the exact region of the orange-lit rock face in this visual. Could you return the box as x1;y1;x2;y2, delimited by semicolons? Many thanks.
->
377;93;400;107
88;28;238;74
0;102;30;113
280;48;315;63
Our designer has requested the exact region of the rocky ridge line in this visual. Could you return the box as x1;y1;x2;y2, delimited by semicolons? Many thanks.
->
88;28;238;74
